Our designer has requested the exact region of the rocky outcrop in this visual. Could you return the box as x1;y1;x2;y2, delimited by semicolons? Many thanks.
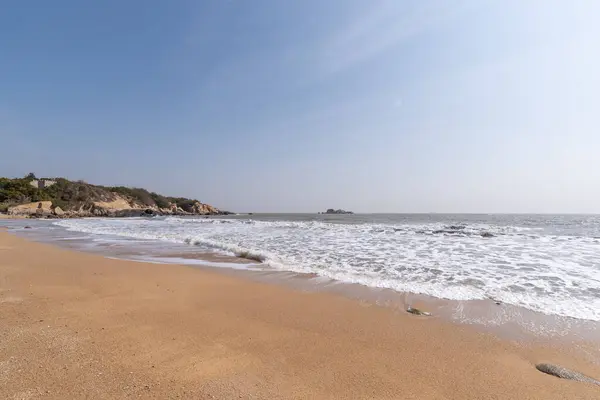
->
8;201;53;216
59;199;153;218
1;175;226;218
11;196;225;219
406;306;431;316
323;209;354;214
156;201;222;216
536;363;600;386
93;198;136;211
190;201;220;215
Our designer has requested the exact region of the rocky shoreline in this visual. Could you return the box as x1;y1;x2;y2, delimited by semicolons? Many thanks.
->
1;175;231;219
3;199;232;219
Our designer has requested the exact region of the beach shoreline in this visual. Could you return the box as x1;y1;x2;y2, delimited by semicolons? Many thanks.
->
0;213;28;219
1;230;599;399
8;220;600;346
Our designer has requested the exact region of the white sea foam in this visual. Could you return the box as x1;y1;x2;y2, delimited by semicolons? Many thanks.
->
54;217;600;321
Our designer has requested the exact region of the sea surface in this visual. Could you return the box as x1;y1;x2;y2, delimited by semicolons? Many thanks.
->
6;214;600;324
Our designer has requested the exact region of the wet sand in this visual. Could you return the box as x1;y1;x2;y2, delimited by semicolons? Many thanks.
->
1;230;599;399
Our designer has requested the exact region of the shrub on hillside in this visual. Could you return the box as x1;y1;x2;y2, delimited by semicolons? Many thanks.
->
109;186;156;207
150;192;170;209
0;175;205;213
0;177;36;203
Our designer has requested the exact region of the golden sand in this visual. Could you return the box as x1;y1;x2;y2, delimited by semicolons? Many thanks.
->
0;231;598;399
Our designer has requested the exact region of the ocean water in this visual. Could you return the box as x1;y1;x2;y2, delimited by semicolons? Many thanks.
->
45;214;600;322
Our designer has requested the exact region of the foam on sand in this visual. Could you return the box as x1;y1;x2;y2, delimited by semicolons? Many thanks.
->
54;217;600;321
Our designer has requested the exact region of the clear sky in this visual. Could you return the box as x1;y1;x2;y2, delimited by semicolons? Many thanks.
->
1;1;599;213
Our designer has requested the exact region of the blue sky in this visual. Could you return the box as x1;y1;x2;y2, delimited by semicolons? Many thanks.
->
1;1;599;213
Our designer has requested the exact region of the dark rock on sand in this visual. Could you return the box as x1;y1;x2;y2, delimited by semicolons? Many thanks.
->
535;363;600;386
235;251;265;263
406;306;431;316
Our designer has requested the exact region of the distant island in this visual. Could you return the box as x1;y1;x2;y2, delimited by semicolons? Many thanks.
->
0;173;229;218
321;208;354;215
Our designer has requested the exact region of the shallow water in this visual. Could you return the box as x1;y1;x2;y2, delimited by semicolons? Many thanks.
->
4;214;600;325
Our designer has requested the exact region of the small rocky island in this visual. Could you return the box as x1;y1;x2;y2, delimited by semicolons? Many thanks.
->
322;208;354;215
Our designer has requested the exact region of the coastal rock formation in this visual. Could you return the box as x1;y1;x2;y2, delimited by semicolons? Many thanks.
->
93;198;135;211
58;199;223;218
535;363;600;386
8;201;53;216
49;198;224;218
406;306;431;316
323;209;354;214
1;174;226;219
190;201;220;215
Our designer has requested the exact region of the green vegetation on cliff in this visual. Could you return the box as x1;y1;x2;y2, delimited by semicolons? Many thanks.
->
0;174;213;214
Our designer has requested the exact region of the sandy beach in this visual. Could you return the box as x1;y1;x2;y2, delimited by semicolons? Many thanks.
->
1;230;599;399
0;214;28;219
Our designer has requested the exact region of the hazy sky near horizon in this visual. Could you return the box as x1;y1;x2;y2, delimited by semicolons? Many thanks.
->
1;1;599;213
